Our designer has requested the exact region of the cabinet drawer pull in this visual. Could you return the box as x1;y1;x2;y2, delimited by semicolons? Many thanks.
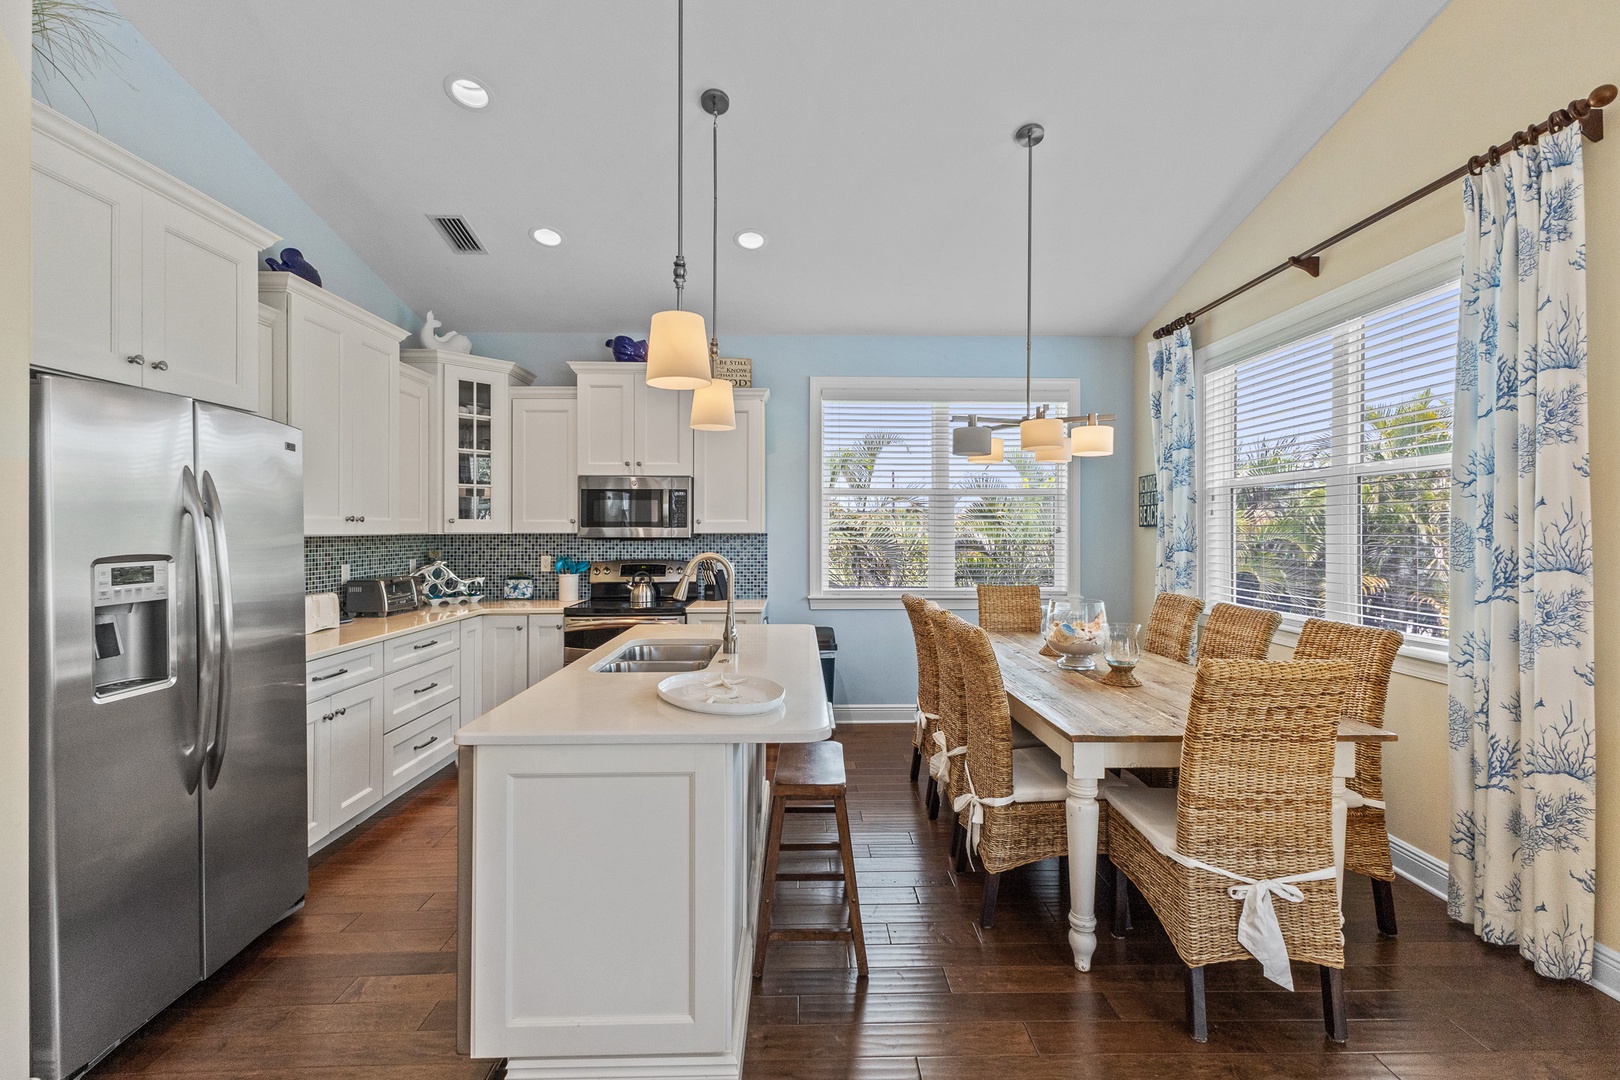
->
311;668;349;682
334;707;347;716
149;359;168;371
126;354;145;366
412;682;440;695
413;640;439;650
412;735;439;751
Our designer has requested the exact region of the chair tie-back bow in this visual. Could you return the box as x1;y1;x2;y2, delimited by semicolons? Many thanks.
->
929;730;965;783
1166;852;1336;990
951;762;1014;871
915;703;939;741
1344;790;1386;811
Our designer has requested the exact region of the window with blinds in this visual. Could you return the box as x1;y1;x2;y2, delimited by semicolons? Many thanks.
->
815;384;1071;595
1201;280;1458;641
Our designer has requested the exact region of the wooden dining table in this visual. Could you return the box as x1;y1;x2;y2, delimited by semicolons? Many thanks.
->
986;630;1397;973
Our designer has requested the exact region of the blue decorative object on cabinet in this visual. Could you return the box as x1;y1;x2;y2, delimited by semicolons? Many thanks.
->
605;336;648;363
265;247;322;287
504;574;535;600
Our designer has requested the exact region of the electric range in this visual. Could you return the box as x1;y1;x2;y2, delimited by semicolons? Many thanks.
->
562;560;690;663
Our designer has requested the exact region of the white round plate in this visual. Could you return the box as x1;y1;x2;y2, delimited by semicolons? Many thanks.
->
657;672;787;715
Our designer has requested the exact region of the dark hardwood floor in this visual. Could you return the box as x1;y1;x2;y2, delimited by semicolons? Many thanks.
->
92;724;1618;1079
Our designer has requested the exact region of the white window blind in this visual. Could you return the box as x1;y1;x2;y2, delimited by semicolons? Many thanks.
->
1202;280;1458;641
816;387;1071;595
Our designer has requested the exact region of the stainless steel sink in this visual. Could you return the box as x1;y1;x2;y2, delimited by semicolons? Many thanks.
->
591;640;720;673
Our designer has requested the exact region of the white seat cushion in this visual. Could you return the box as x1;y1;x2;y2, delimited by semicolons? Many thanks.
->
1011;721;1044;750
1009;745;1070;803
1100;779;1179;855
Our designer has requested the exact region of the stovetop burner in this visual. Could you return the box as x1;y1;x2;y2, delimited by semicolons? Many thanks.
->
563;598;690;618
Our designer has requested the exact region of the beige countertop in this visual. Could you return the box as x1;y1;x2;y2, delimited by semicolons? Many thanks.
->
456;623;830;746
305;597;768;660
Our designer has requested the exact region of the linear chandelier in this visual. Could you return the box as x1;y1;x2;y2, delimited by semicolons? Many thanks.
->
951;122;1114;459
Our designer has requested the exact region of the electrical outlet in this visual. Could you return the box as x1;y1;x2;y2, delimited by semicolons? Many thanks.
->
540;555;553;573
410;557;419;572
339;563;351;583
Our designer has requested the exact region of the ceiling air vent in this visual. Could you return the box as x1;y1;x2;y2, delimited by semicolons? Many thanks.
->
429;214;485;253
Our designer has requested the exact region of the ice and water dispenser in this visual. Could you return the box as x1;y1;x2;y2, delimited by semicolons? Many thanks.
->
92;557;174;698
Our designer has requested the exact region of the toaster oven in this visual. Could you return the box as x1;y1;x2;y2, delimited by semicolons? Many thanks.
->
344;575;419;617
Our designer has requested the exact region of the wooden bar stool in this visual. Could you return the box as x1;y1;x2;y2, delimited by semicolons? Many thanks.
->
753;740;868;978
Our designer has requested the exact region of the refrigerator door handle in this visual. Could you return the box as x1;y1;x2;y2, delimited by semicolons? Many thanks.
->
181;466;219;793
200;470;235;789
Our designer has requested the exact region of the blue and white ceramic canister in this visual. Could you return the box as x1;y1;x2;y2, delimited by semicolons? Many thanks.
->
504;574;535;600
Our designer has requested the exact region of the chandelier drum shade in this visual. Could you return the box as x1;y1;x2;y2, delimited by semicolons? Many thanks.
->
968;438;1005;464
690;373;736;430
646;0;712;391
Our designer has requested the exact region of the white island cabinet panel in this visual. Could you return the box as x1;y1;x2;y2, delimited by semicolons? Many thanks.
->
471;743;732;1058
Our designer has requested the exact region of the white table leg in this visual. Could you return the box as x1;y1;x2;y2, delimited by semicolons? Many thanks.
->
1065;775;1100;972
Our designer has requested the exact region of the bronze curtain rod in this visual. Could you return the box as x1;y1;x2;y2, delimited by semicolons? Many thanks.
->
1152;83;1618;340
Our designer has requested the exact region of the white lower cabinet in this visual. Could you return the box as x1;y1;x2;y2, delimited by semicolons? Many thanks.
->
688;610;766;627
459;616;484;723
528;616;564;686
307;679;387;846
483;615;529;711
386;701;459;794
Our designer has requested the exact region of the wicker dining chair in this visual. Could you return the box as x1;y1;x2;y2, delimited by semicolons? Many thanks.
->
948;612;1072;927
1292;618;1403;936
927;606;971;826
974;585;1047;751
901;594;942;801
1105;658;1354;1042
1198;603;1282;660
1145;592;1205;661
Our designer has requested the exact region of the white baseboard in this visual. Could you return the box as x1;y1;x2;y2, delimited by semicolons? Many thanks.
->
1389;834;1449;901
1593;943;1620;1003
833;704;915;725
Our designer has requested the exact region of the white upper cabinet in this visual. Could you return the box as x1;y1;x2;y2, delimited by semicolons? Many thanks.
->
394;363;437;533
402;350;536;533
693;388;769;533
31;105;276;412
261;272;409;535
569;362;693;477
511;388;579;534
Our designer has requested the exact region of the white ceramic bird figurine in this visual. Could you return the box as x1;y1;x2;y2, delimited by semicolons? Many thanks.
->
420;311;473;354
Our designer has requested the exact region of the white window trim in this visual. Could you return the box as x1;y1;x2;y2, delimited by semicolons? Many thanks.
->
807;375;1082;609
1195;235;1463;678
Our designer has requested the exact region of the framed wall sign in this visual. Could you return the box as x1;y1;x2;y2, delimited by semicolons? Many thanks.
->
714;357;752;387
1138;474;1158;528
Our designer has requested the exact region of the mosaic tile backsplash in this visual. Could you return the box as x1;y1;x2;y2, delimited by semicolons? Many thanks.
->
305;534;768;599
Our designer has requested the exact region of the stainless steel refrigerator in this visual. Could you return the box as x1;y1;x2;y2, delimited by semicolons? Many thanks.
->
30;374;308;1080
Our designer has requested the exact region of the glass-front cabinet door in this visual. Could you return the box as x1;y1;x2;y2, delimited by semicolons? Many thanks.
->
454;374;495;527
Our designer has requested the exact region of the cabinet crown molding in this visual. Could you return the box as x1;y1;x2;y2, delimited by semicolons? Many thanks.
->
34;103;280;250
401;349;537;385
259;271;410;343
566;360;767;401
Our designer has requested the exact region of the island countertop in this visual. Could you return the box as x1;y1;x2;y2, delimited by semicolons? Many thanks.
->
454;622;832;746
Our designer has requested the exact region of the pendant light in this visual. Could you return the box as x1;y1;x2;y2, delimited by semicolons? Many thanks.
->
1015;123;1063;451
646;0;712;390
690;87;737;431
946;122;1117;458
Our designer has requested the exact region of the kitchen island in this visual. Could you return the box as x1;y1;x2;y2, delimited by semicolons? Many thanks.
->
454;622;832;1080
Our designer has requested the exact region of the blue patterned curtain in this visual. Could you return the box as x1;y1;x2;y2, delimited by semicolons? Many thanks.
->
1150;327;1197;593
1448;127;1595;980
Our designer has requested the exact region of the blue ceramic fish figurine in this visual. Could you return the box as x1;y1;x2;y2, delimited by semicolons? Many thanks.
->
265;247;322;287
605;335;648;363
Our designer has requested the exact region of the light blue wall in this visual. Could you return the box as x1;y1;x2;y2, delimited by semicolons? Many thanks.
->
31;8;417;331
469;332;1137;707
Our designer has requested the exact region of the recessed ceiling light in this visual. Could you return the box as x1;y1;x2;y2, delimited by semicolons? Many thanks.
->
531;227;563;247
445;75;490;110
734;230;765;250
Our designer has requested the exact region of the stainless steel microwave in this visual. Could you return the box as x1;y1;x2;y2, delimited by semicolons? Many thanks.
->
578;475;692;538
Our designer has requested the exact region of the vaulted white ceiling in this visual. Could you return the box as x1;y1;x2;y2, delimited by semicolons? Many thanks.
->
118;0;1447;337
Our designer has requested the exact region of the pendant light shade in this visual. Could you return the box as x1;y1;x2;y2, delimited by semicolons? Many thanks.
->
1070;423;1115;457
646;311;711;389
968;437;1004;464
1020;416;1064;451
690;373;736;430
952;424;993;457
1034;436;1072;463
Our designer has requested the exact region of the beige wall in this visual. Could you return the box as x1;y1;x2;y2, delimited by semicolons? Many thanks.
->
0;3;28;1074
1132;0;1619;949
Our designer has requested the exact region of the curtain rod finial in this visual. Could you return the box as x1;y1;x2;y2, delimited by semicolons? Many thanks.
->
1592;84;1617;108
